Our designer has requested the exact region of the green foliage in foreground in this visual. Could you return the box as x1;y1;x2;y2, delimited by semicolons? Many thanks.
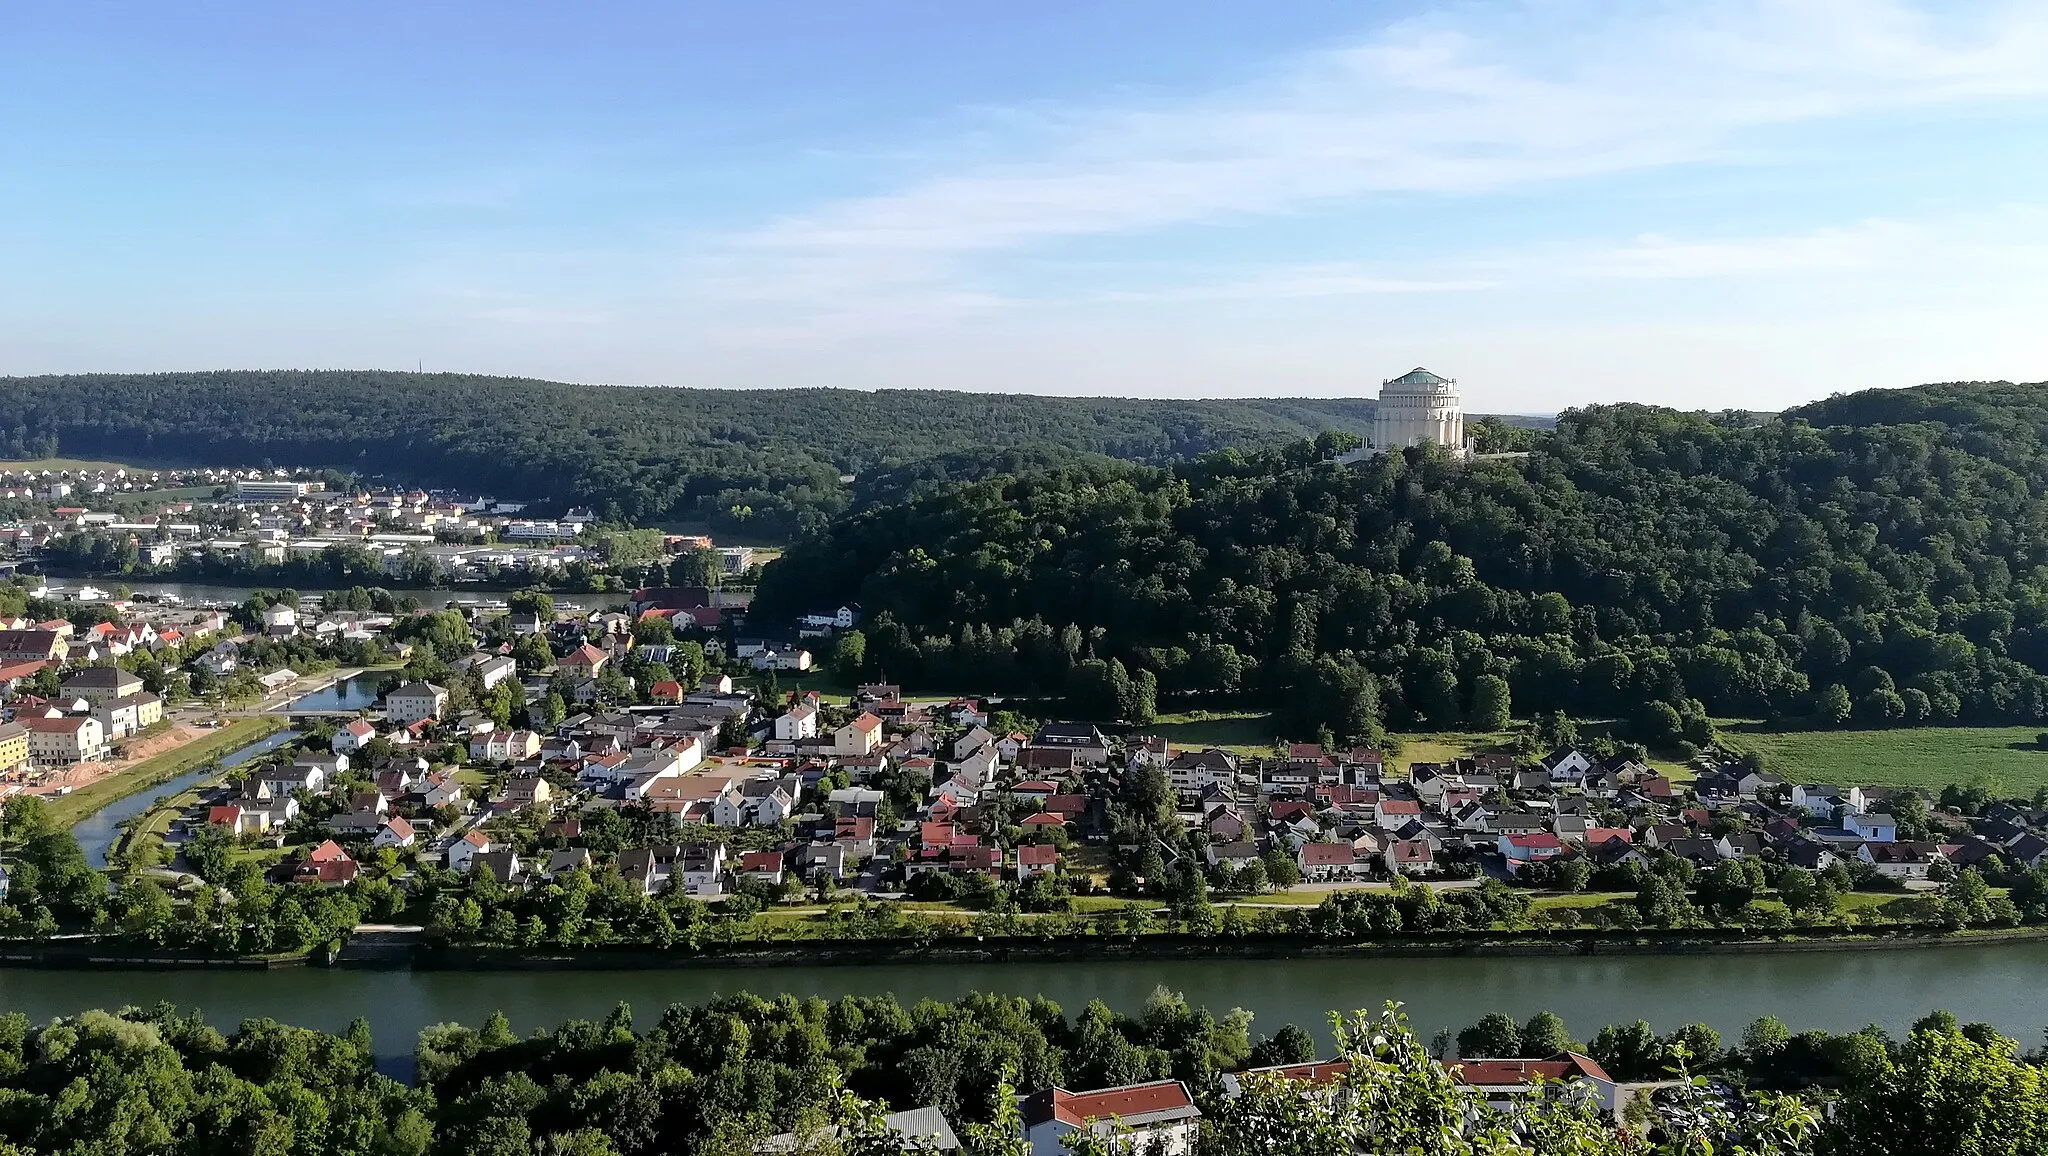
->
1;995;2046;1155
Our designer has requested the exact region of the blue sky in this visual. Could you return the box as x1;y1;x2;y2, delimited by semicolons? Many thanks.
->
3;1;2046;412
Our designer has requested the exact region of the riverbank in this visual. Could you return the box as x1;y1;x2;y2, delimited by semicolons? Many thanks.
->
408;921;2048;969
13;918;2048;972
42;716;289;828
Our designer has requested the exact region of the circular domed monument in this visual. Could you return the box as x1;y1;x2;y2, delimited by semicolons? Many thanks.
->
1372;367;1467;456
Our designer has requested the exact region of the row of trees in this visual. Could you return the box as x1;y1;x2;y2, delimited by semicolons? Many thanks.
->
2;995;2042;1156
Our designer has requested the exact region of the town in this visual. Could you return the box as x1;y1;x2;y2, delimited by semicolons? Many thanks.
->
2;559;2034;949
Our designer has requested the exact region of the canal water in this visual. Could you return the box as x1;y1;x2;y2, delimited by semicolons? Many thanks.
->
70;728;300;869
285;672;385;713
4;941;2048;1066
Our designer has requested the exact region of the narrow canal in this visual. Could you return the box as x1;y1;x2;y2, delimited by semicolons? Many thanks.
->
69;728;300;869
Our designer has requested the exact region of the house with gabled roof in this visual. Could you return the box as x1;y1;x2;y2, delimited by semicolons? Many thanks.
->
1021;1080;1199;1156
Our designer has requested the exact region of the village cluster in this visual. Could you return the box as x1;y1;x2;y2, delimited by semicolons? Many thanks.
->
0;464;756;582
151;626;2009;908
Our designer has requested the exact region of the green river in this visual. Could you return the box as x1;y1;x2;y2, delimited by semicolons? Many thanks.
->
4;942;2046;1064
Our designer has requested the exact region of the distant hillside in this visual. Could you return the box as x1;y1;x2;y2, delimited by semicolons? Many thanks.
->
757;380;2048;739
0;370;1467;536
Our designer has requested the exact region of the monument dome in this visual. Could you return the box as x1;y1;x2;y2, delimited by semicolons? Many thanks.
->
1373;367;1466;455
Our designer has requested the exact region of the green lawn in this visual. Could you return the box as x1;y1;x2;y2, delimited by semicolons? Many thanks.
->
1724;724;2048;793
1149;711;1280;756
47;717;288;828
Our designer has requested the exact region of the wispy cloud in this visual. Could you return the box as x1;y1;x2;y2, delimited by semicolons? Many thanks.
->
743;2;2047;248
697;0;2048;332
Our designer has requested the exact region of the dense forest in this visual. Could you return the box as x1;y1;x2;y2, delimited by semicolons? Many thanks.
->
756;380;2048;742
0;371;1420;538
0;996;2038;1156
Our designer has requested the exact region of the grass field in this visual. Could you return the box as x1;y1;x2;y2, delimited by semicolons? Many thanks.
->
0;455;202;474
1724;724;2048;793
46;717;288;828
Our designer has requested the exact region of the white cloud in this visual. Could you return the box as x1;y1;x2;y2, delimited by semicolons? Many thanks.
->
725;0;2048;276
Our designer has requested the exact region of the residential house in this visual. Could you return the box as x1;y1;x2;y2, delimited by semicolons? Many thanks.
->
447;829;493;873
373;816;417;848
1016;843;1058;881
1385;839;1435;875
1167;749;1238;797
737;850;787;886
21;715;106;766
502;775;553;812
59;666;143;707
1296;842;1367;882
1844;809;1898;843
0;630;67;665
618;843;727;896
833;712;883;757
775;699;820;741
1499;832;1566;871
93;691;164;739
291;840;359;886
386;682;449;723
332;718;378;753
1374;799;1422;829
1861;841;1943;880
557;643;610;678
1031;723;1110;766
1021;1081;1200;1156
0;722;27;775
1447;1054;1619;1115
470;729;542;763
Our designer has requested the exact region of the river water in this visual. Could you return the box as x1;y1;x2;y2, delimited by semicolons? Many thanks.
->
41;715;2048;1064
4;941;2047;1063
70;728;300;869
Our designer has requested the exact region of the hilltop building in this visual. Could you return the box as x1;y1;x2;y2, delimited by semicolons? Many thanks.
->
1372;367;1468;456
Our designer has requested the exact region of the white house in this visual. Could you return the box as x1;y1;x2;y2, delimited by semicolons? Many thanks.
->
446;829;492;873
1843;809;1898;843
774;700;820;742
1021;1081;1200;1156
331;718;378;753
1541;747;1593;784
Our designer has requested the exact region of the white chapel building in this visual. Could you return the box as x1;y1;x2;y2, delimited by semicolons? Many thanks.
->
1371;367;1469;456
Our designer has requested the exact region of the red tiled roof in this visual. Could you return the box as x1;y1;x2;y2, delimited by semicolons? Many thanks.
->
560;643;607;666
1022;1081;1196;1128
306;839;352;863
1447;1052;1613;1088
848;712;882;733
1238;1060;1352;1086
1299;843;1356;865
1019;844;1057;865
1504;833;1563;850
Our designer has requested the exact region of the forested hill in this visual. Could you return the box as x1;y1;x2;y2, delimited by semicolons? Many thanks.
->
757;379;2048;742
0;370;1402;536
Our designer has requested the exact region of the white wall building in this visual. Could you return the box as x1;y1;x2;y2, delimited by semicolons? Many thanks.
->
1372;367;1467;455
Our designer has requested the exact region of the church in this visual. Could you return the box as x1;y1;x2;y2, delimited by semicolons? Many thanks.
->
1371;367;1468;456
